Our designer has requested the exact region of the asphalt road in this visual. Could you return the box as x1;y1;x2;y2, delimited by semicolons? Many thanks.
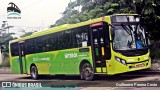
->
0;70;160;90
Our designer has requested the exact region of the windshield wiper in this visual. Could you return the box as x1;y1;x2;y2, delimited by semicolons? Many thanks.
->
121;24;131;35
128;25;133;31
121;24;134;48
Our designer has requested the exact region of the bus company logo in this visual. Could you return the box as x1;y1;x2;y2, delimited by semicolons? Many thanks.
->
2;82;12;88
64;53;78;59
7;2;21;19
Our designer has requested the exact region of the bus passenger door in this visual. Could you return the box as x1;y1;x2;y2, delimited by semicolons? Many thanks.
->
90;22;111;73
18;41;27;74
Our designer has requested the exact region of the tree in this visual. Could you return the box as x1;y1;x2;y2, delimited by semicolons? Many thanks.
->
131;0;160;41
0;33;15;52
50;0;135;27
20;32;33;37
50;0;160;41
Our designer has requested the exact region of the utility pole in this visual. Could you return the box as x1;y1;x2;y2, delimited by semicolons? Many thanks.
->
2;21;13;33
0;47;2;65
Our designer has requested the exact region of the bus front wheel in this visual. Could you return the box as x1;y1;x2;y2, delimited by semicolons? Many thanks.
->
80;63;94;81
30;65;38;80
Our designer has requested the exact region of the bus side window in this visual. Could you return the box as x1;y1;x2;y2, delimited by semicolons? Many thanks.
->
35;37;43;53
58;30;72;50
46;33;58;51
10;43;19;56
58;31;65;50
26;39;36;54
72;26;90;48
63;30;72;49
36;35;52;52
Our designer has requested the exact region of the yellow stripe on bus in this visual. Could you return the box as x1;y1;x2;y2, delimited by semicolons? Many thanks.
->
96;68;101;72
101;47;104;56
102;68;107;72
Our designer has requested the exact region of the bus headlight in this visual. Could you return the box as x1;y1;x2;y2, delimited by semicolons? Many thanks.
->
121;60;126;65
116;57;121;62
115;57;126;65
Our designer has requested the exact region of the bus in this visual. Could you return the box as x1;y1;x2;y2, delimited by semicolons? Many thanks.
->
9;14;151;80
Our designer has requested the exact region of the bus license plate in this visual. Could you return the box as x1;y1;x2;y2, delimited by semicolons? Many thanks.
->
136;64;142;68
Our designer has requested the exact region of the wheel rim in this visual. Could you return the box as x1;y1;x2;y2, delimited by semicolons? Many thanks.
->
84;67;92;77
31;67;37;78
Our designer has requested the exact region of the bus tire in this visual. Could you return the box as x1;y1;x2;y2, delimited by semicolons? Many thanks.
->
30;65;38;80
80;63;94;81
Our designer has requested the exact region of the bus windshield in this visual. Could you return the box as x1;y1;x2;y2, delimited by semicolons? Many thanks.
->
113;24;147;50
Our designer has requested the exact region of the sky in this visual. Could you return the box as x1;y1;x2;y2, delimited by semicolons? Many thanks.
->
0;0;73;37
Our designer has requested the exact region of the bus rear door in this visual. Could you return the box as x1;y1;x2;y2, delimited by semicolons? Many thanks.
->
18;41;27;74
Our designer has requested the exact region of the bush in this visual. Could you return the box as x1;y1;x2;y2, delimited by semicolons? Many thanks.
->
1;58;10;67
150;42;160;59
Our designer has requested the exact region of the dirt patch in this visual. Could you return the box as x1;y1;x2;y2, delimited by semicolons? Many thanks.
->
0;67;11;74
150;60;160;71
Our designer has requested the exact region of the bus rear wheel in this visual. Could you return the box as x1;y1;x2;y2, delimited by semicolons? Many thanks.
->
80;63;94;81
30;65;38;80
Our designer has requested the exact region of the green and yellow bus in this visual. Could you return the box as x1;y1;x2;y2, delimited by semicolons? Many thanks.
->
9;14;151;80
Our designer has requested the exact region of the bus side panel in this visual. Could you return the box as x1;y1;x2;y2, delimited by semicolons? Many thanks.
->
50;49;81;74
106;58;116;75
50;47;93;75
77;47;93;74
22;57;27;73
10;57;21;74
26;52;53;74
26;56;32;75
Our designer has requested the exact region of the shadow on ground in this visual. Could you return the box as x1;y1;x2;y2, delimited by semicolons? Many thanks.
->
18;70;156;81
14;70;160;87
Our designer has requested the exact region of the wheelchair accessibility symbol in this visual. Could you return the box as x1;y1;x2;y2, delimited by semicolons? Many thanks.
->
136;41;142;49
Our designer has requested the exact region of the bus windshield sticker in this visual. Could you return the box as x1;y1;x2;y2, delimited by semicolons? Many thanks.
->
33;57;50;62
82;41;87;47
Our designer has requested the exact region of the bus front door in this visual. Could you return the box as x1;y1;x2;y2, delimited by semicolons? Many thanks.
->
18;42;27;74
90;22;110;73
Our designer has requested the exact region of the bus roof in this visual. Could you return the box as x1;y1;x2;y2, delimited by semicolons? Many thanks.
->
9;14;138;44
112;14;139;16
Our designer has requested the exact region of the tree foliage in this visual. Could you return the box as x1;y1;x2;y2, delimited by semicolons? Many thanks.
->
20;32;33;37
50;0;160;41
0;34;15;53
